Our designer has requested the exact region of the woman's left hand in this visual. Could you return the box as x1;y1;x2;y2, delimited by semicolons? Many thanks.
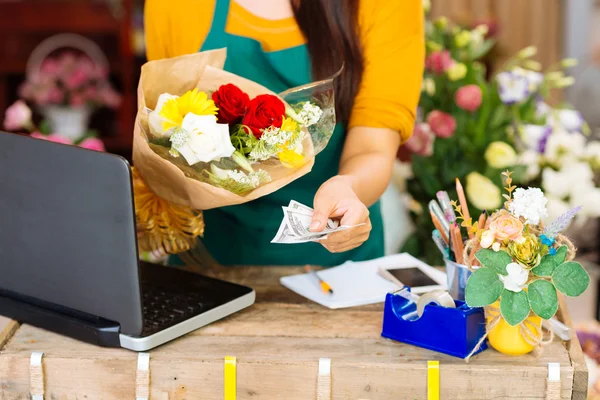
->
310;175;372;253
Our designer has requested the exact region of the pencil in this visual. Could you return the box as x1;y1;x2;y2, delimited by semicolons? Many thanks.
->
436;191;456;223
304;266;333;295
451;223;465;264
455;178;474;239
478;210;486;230
429;200;449;234
430;210;449;244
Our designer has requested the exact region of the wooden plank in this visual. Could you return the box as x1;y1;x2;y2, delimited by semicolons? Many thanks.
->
0;316;19;349
558;295;589;400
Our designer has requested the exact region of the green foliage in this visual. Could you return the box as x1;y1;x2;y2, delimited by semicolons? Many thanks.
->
552;261;590;297
528;279;559;320
465;268;504;307
475;249;511;275
532;246;568;277
500;289;530;326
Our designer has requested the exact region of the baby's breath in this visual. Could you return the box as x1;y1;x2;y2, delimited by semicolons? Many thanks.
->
296;102;323;127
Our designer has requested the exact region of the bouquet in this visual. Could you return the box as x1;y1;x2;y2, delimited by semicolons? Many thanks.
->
132;49;336;253
402;8;600;264
463;172;589;328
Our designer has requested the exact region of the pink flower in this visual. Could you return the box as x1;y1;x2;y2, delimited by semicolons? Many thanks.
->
98;87;122;109
40;59;60;76
455;84;483;112
78;137;105;152
84;86;98;102
425;50;454;75
64;66;90;90
18;82;35;100
489;213;524;242
30;132;73;145
70;93;86;108
3;100;32;131
404;123;435;156
426;110;456;138
47;87;64;104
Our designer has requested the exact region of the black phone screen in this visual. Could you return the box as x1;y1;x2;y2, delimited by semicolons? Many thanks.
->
386;267;439;287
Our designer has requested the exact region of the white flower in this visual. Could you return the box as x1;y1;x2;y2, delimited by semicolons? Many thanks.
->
542;162;594;201
296;102;323;127
571;184;600;219
170;114;235;165
508;187;548;225
518;150;541;180
513;67;543;92
496;72;530;104
585;141;600;165
522;124;551;153
548;109;585;132
500;262;530;292
544;130;586;164
210;165;270;190
149;93;178;137
542;168;571;199
536;101;551;118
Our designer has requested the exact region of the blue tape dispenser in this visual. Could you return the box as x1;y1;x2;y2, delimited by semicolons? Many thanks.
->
381;286;487;359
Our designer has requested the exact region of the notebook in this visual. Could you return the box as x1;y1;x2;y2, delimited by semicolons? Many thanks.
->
280;253;446;309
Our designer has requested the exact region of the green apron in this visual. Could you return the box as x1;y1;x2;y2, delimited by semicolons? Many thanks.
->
196;0;384;266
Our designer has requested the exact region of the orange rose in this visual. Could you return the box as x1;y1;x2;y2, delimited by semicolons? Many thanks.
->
489;213;524;242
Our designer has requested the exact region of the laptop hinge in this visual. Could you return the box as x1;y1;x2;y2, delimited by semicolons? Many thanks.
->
0;293;121;347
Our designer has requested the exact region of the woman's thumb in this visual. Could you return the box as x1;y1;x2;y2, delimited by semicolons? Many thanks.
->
310;194;335;232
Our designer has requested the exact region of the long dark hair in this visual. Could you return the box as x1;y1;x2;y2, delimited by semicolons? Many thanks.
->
293;0;364;124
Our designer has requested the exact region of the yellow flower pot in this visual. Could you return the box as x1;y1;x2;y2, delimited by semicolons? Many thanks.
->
486;301;542;356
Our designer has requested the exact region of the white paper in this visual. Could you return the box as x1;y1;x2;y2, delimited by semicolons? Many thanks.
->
280;253;446;309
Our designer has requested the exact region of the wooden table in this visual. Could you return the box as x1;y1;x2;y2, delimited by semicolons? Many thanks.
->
0;264;589;399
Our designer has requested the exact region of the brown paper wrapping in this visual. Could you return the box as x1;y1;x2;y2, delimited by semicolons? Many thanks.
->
132;49;314;210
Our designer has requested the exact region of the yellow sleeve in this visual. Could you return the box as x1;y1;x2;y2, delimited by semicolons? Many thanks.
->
349;0;425;142
144;0;216;61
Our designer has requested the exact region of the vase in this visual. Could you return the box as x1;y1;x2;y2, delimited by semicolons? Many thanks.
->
41;106;91;141
487;301;542;355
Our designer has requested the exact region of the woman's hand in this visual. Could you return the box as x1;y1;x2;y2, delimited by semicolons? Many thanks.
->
310;175;372;253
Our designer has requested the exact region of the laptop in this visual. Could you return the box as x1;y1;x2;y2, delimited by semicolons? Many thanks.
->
0;131;255;351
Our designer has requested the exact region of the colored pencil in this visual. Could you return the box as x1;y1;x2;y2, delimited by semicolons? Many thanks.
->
478;210;486;230
455;178;474;239
451;223;465;264
304;266;334;295
429;200;449;235
430;210;449;244
436;191;456;223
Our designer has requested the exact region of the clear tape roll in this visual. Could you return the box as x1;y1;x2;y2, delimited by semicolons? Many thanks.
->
416;290;456;317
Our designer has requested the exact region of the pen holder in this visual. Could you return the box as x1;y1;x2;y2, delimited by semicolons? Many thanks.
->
445;258;471;301
381;288;487;359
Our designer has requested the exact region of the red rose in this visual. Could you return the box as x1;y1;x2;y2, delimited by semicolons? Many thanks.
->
427;110;456;138
212;84;250;124
242;94;285;138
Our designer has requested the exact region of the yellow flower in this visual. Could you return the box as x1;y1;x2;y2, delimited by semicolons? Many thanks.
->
466;172;502;210
434;17;448;30
517;46;537;59
159;89;218;131
280;117;299;133
454;30;471;48
426;41;443;52
278;149;306;168
484;141;518;169
421;78;436;96
508;233;541;268
447;63;467;81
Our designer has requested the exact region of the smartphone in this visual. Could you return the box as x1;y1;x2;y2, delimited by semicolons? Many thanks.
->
379;263;446;294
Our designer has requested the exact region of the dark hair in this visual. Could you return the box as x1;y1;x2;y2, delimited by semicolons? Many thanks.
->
293;0;364;124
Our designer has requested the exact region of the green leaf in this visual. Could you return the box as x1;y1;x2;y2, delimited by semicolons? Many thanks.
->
469;39;496;60
554;246;568;265
552;261;590;297
475;249;512;275
149;137;171;148
465;268;504;307
528;280;559;320
500;289;530;326
532;254;558;277
39;119;52;135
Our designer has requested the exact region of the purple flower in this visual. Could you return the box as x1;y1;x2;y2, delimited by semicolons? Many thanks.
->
497;72;530;104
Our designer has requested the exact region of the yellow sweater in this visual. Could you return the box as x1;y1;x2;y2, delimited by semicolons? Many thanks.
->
144;0;424;141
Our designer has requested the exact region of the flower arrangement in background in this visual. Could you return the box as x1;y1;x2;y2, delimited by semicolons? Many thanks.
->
2;100;105;152
402;5;600;264
19;52;121;110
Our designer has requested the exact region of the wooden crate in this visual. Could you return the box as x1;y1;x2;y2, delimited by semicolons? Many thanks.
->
0;265;588;399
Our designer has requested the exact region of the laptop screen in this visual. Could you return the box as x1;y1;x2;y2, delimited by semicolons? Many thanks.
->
0;132;143;335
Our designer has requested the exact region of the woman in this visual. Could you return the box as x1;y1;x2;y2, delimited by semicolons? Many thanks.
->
145;0;424;266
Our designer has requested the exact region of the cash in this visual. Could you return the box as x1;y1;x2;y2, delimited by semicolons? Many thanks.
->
271;200;364;244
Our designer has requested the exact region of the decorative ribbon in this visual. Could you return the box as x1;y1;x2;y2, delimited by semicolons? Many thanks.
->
224;356;237;400
136;353;150;400
546;362;561;400
317;358;332;400
29;352;44;400
427;361;440;400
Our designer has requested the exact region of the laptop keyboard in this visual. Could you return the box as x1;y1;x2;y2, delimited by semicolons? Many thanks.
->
140;285;215;336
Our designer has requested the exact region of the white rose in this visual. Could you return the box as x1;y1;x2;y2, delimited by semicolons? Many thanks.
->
170;114;235;165
500;262;529;292
149;93;178;137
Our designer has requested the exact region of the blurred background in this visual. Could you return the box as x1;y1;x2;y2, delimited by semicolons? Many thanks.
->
1;0;600;393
